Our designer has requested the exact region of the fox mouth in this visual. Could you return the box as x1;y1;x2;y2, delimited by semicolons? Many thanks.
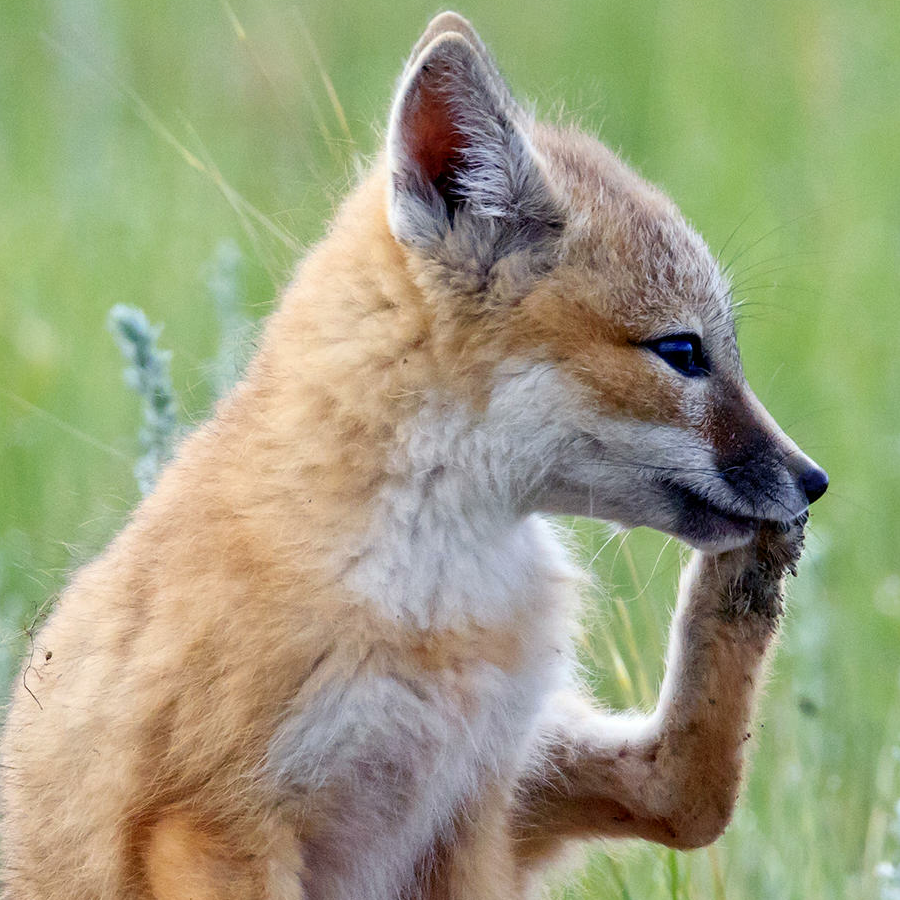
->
658;477;764;548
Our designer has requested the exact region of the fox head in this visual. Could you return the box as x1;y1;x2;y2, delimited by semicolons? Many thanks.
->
377;13;827;552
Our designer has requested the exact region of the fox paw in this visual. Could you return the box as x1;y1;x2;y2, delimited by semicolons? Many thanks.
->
718;515;806;622
757;513;807;578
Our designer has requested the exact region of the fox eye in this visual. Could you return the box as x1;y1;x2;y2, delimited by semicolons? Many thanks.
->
642;333;711;378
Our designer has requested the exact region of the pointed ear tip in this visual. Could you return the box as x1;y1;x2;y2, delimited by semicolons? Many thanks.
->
408;31;482;75
407;11;483;71
423;11;475;34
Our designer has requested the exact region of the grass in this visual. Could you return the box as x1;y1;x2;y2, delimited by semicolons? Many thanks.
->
2;1;899;896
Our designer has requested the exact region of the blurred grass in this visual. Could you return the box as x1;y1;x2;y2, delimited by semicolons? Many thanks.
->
2;1;899;897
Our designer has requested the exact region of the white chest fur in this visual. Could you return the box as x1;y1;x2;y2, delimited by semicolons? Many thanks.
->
268;517;577;898
274;637;569;896
267;371;583;897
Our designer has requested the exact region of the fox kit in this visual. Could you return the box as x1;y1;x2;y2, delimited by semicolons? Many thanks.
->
1;12;828;900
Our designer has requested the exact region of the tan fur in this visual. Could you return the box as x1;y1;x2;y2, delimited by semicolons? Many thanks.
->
1;13;825;899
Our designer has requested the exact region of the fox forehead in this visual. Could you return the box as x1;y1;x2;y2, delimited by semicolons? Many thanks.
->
532;122;734;343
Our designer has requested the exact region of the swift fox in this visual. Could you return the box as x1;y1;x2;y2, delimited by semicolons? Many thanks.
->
1;13;828;899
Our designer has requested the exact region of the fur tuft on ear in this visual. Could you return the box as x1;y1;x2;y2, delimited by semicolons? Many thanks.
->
386;22;560;265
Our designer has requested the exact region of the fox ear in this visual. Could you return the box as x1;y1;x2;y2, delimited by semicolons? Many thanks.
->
386;26;559;258
402;12;516;111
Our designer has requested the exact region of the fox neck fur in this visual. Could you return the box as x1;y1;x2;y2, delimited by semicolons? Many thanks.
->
197;166;581;632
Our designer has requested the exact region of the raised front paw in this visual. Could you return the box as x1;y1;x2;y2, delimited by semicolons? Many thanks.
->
755;514;807;579
716;515;807;623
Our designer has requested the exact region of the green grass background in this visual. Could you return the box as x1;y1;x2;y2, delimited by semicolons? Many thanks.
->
2;1;899;896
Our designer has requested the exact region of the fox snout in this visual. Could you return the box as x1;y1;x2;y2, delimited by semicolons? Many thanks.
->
713;384;828;522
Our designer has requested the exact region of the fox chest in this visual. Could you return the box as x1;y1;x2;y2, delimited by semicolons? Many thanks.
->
267;641;567;899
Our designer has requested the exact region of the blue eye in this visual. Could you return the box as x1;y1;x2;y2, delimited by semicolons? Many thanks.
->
643;333;710;378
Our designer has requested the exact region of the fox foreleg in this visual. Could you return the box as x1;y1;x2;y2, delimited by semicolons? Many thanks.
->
513;520;805;868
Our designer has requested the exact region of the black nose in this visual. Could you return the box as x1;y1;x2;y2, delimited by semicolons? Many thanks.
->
799;465;829;504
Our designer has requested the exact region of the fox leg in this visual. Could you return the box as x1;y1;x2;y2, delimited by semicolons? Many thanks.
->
415;785;520;900
512;520;804;871
143;811;304;900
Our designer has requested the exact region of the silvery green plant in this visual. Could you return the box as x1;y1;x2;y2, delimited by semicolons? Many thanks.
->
877;798;900;899
107;304;178;496
108;241;251;495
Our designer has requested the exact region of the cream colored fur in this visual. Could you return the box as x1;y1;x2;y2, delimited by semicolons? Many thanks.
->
0;12;825;900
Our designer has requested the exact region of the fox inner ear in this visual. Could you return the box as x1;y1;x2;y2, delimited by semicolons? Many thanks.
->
386;33;558;255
